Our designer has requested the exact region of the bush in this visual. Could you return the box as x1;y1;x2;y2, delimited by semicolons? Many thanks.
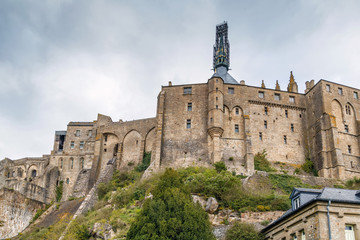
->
135;152;151;172
225;222;263;240
55;181;63;202
254;150;275;172
74;224;91;240
214;161;227;173
301;158;317;176
345;177;360;189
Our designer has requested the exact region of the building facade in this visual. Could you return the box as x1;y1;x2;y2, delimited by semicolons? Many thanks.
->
1;22;359;201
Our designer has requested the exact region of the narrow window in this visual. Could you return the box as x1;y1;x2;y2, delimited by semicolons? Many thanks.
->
136;140;138;145
31;170;37;178
338;87;343;95
210;117;213;123
258;91;264;98
186;119;191;129
183;87;192;94
104;135;108;142
60;159;63;169
70;158;74;169
345;105;351;115
228;87;234;94
292;234;298;240
348;145;352;154
104;148;107;152
299;114;302;118
235;108;239;115
264;107;268;115
216;87;218;92
259;132;263;141
284;135;287;144
289;96;295;103
354;91;359;99
274;93;280;101
66;178;69;184
345;124;349;133
187;102;192;111
291;124;294;132
264;120;267;129
79;141;84;149
216;105;218;109
75;130;80;137
301;230;306;240
88;130;92;137
216;97;218;101
326;84;330;92
293;197;300;209
235;124;239;133
351;161;354;168
81;158;84;169
70;141;75;149
285;110;288;118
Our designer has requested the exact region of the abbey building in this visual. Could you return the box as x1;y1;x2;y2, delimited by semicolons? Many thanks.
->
1;22;360;202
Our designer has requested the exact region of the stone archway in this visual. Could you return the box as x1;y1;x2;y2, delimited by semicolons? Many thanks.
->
120;130;142;170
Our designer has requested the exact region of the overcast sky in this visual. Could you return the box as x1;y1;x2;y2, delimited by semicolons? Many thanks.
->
1;0;360;159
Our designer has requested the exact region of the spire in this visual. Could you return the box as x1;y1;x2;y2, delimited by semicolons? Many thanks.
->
213;22;230;71
261;80;266;88
275;80;280;90
287;71;298;93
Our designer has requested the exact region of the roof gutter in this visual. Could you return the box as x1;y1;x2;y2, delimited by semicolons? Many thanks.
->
327;200;332;240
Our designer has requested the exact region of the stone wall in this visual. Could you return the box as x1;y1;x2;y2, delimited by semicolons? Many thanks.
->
9;180;51;204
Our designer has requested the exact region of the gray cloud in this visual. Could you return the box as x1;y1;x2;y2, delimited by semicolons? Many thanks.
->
1;0;360;159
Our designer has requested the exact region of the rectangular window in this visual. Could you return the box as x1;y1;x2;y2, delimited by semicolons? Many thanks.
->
301;230;306;240
345;125;349;133
292;234;298;240
338;87;343;95
183;87;192;94
348;145;352;154
235;124;239;133
80;141;84;149
285;109;288;118
258;91;264;98
235;108;239;115
187;102;192;111
88;130;92;137
345;225;355;240
75;130;80;137
264;107;268;115
274;93;281;101
228;87;234;94
291;124;294;132
264;121;267;129
70;141;75;149
186;119;191;129
284;135;287;144
293;197;300;209
289;96;295;103
354;91;359;99
259;132;263;141
326;84;331;92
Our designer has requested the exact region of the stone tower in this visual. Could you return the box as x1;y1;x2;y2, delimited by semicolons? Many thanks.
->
287;71;299;93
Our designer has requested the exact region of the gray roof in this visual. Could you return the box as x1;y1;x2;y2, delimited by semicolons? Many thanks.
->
211;66;239;84
68;122;94;126
262;187;360;233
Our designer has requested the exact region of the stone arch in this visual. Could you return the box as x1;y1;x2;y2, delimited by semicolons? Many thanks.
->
145;127;156;153
121;130;142;169
102;132;119;160
27;165;39;179
331;99;344;131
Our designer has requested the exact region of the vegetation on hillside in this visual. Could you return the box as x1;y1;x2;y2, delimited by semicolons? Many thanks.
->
225;222;263;240
254;150;275;172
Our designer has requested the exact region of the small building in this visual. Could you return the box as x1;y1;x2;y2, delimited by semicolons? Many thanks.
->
262;187;360;240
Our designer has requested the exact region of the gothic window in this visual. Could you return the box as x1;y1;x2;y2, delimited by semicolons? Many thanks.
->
258;91;264;98
80;141;85;149
345;125;349;133
235;124;239;133
354;91;359;99
183;87;192;94
285;110;288;118
186;119;191;129
264;121;267;129
70;141;75;149
235;108;239;115
264;107;268;115
345;105;351;115
31;170;37;178
187;102;192;111
259;132;263;141
75;130;80;137
289;96;295;103
284;135;287;144
338;87;343;95
326;84;331;92
228;87;234;94
274;93;281;101
291;124;294;132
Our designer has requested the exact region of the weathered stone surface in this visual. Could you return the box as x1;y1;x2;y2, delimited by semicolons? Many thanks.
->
191;194;207;209
206;197;219;213
92;222;115;240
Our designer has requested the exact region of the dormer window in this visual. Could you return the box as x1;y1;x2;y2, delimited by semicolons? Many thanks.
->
293;197;300;210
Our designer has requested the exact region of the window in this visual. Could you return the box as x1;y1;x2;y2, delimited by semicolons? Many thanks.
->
274;93;281;101
66;178;69;184
259;132;263;141
293;197;300;209
264;107;268;115
338;87;343;95
284;135;287;144
31;170;37;178
285;110;288;118
75;130;80;137
210;117;213;123
345;105;351;115
187;102;192;111
104;135;108;142
60;159;63;169
186;119;191;129
70;141;75;149
354;92;359;99
88;130;92;137
235;124;239;133
351;161;354;168
348;145;352;154
289;96;295;103
216;97;218;101
326;84;331;92
301;230;306;240
299;114;302;118
80;158;84;169
291;124;294;132
292;234;298;240
216;87;218;92
70;158;74;169
345;124;349;133
258;91;264;98
228;87;234;94
264;121;267;129
216;105;218;109
345;225;355;240
183;87;192;94
235;108;239;115
80;141;84;149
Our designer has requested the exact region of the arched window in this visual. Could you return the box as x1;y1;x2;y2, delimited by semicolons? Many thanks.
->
80;157;84;169
345;105;351;115
31;170;37;178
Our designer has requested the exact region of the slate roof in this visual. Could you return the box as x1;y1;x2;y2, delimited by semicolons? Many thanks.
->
211;66;239;84
68;122;94;126
262;187;360;233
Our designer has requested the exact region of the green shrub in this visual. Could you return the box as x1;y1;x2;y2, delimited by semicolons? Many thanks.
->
254;150;275;172
73;224;91;240
345;177;360;189
135;152;151;172
55;181;63;202
228;157;234;161
301;158;317;176
294;168;301;174
97;182;112;200
225;222;263;240
213;161;227;173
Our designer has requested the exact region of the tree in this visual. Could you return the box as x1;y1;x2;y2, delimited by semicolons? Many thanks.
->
225;222;263;240
127;169;215;240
